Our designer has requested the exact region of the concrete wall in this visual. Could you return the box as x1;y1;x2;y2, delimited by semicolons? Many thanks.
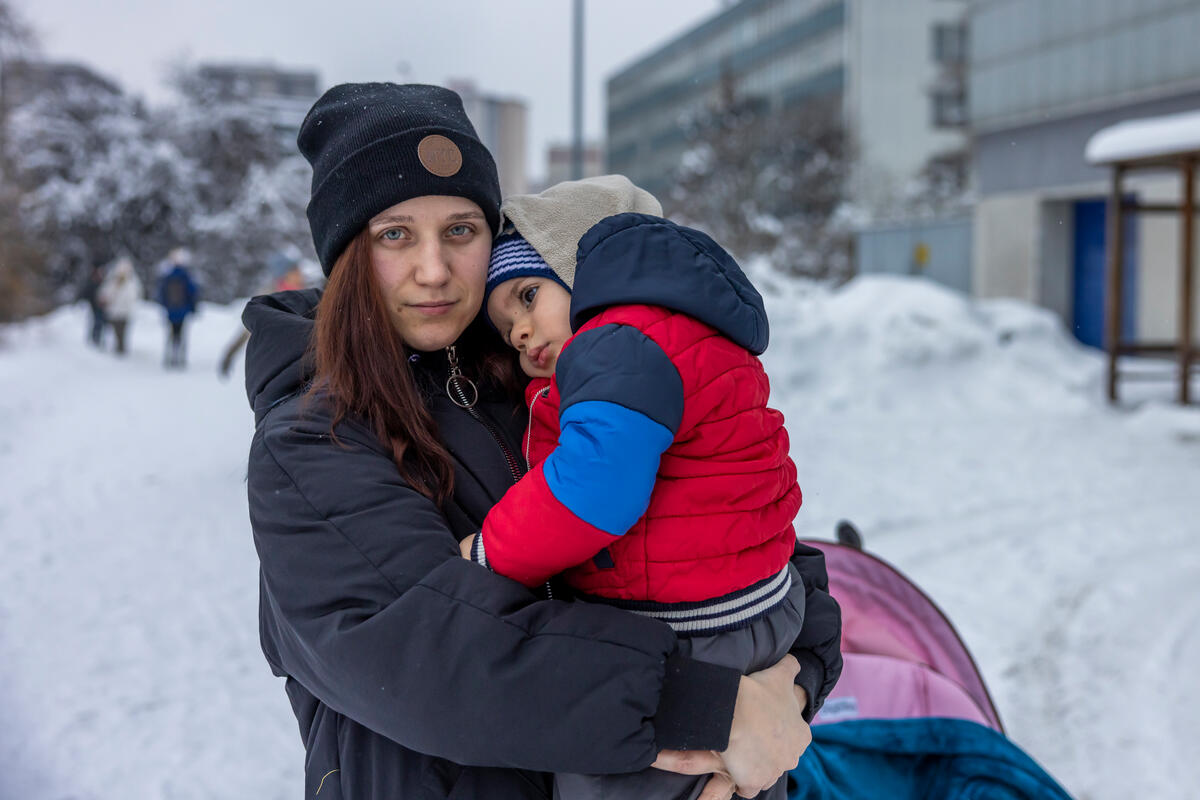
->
857;217;972;293
491;100;528;198
974;88;1200;195
846;0;966;209
1038;199;1074;322
973;192;1040;302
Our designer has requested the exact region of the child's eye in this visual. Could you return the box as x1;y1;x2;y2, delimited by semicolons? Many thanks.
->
520;285;538;306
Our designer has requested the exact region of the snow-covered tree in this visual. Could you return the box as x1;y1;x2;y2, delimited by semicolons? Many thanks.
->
903;148;971;220
666;78;854;282
157;65;314;301
0;0;36;156
163;67;286;213
3;59;314;313
7;83;197;295
189;155;312;299
0;0;47;321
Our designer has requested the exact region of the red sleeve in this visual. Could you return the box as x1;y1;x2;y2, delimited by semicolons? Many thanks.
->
477;462;618;587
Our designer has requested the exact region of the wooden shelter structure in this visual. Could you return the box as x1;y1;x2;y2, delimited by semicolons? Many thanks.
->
1086;111;1200;405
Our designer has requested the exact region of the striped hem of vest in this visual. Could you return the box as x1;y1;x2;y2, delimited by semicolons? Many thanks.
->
573;566;792;636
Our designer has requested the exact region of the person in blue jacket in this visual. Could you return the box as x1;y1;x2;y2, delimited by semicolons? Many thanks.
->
156;248;198;368
242;82;843;800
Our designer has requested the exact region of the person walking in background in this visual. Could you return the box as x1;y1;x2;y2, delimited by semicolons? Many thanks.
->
98;256;142;356
156;248;199;369
217;247;310;380
265;247;307;293
77;264;108;347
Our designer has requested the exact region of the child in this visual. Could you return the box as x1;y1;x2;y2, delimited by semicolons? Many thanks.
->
466;175;804;800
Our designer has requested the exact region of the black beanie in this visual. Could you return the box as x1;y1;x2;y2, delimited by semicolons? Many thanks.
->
298;82;502;275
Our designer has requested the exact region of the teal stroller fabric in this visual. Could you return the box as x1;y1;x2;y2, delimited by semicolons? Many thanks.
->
789;718;1073;800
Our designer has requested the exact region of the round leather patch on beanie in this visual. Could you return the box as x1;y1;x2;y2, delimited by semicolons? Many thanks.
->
417;134;463;177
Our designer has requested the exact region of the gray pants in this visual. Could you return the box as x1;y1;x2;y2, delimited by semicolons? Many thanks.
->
554;566;805;800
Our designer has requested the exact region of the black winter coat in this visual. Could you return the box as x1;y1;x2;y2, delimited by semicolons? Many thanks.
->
243;289;841;800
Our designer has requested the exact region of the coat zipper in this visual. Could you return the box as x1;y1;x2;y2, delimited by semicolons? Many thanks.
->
524;386;550;470
445;346;554;602
444;346;523;483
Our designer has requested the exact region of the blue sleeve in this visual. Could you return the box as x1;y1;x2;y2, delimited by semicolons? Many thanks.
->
543;402;673;535
544;324;684;535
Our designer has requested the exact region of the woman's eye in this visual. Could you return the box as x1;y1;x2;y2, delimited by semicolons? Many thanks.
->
381;228;406;241
448;223;473;237
521;286;538;306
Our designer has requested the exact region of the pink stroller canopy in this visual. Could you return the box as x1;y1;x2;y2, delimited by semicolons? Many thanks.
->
806;540;1003;732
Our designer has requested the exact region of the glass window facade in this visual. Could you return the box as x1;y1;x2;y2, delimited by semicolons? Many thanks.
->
606;0;847;193
970;0;1200;131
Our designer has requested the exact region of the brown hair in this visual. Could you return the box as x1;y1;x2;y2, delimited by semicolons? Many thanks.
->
308;228;521;506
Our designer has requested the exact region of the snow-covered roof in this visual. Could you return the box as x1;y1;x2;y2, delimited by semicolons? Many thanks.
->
1085;109;1200;165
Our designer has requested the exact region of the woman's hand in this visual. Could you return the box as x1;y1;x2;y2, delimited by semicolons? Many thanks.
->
652;657;811;798
724;657;812;796
458;534;475;559
651;752;736;800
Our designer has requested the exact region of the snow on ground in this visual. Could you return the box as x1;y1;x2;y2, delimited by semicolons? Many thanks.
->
0;301;297;799
1;276;1197;800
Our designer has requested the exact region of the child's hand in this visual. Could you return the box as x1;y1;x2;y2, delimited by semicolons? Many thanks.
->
459;534;476;559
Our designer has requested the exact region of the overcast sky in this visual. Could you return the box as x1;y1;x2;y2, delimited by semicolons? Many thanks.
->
15;0;725;180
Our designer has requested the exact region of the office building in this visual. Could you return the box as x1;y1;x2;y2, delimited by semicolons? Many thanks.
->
543;141;606;189
606;0;968;208
970;0;1200;346
448;79;529;198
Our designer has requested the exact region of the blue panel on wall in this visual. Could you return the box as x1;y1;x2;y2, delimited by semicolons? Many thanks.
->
1072;199;1137;349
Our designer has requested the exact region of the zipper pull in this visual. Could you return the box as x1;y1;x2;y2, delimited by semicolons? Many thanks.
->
444;345;479;408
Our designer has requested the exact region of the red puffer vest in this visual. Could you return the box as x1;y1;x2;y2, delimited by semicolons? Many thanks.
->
525;303;801;603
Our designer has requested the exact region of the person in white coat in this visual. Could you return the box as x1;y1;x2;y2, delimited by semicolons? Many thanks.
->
98;256;143;355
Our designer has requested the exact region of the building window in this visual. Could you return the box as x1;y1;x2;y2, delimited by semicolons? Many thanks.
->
933;22;966;65
932;88;966;128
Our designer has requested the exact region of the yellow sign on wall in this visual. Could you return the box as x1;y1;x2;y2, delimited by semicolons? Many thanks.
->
913;242;930;271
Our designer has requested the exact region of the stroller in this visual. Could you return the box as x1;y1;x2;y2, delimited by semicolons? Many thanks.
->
788;523;1074;799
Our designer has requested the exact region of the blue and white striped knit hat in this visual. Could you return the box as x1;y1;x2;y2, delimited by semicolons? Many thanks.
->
484;176;662;311
485;230;572;307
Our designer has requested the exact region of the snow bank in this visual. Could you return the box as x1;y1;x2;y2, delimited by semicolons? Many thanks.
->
761;274;1103;415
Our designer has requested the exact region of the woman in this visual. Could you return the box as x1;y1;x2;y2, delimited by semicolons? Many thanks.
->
243;83;842;800
98;255;142;355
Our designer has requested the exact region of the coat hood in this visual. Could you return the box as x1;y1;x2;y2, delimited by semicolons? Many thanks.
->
498;175;662;290
242;288;321;423
571;213;769;354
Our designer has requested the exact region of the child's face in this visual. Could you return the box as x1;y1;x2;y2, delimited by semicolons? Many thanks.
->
486;277;574;378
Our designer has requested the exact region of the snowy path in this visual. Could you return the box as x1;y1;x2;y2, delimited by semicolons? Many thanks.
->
0;303;299;799
783;412;1199;800
763;278;1200;800
2;278;1198;799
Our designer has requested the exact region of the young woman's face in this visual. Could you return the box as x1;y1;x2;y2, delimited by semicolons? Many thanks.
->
368;195;492;352
486;276;574;378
